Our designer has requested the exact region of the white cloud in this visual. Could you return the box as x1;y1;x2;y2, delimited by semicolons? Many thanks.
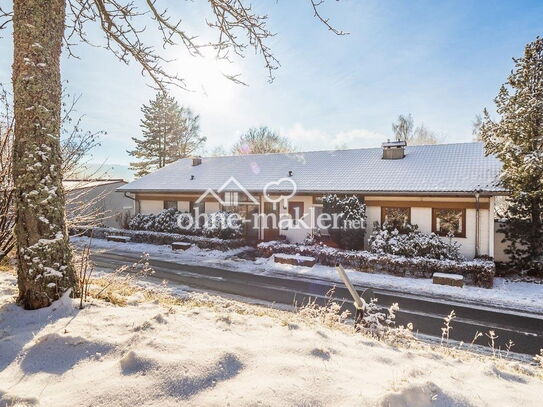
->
282;123;386;151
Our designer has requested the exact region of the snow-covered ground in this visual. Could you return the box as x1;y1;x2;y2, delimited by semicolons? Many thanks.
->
1;272;542;407
72;237;543;314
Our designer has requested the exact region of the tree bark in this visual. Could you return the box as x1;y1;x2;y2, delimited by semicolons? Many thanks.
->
12;0;77;309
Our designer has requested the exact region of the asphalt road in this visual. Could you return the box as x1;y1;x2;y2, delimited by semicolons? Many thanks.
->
91;250;543;356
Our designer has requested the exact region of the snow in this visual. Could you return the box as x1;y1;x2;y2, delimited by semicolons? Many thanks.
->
118;142;505;194
1;272;542;406
274;253;316;261
433;273;464;281
106;235;132;242
72;237;543;315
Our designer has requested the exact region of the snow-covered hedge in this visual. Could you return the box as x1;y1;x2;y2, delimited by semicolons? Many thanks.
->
368;223;461;261
70;227;248;250
128;209;243;240
258;241;495;288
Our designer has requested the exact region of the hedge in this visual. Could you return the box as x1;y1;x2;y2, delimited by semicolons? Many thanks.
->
70;227;249;251
258;241;495;288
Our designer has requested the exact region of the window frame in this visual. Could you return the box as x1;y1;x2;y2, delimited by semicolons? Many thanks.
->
432;208;466;238
288;201;304;226
380;206;411;226
163;200;178;210
223;191;239;207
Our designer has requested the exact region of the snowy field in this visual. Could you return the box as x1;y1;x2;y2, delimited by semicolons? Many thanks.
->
1;272;542;407
72;237;543;314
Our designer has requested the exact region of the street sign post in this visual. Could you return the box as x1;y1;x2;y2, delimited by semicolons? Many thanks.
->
336;264;368;328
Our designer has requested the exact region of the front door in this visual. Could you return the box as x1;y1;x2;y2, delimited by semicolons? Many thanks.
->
263;202;280;241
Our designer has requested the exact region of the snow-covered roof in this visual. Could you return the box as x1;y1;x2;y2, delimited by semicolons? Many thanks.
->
64;179;126;192
118;142;506;195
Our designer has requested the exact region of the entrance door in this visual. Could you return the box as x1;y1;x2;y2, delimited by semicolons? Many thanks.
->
263;202;280;241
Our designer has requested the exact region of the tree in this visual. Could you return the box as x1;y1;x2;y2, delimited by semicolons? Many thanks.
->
232;126;293;155
0;86;15;264
472;114;483;141
480;37;543;276
322;194;366;250
392;114;439;145
412;124;438;145
129;92;205;177
2;0;345;309
391;114;414;142
0;83;104;263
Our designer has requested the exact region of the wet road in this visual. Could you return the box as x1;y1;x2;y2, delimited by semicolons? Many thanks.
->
91;250;543;356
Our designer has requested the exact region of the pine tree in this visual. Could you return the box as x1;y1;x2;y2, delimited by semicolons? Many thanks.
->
480;37;543;276
128;92;205;177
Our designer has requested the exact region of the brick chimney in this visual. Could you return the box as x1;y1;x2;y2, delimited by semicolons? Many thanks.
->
382;140;407;160
192;156;202;166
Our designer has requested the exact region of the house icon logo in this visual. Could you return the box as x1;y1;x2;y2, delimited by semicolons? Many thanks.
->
194;176;297;207
195;176;259;205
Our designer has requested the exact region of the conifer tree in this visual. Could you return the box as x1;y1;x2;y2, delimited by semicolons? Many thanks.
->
480;37;543;275
129;92;205;177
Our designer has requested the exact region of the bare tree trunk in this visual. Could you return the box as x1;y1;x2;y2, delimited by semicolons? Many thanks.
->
12;0;77;309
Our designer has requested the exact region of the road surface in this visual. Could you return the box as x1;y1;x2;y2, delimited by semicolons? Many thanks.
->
91;250;543;356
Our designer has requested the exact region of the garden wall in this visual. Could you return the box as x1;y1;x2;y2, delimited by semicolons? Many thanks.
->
70;227;249;251
258;241;495;288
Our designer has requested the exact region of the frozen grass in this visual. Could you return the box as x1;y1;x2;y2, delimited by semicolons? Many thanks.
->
1;270;542;407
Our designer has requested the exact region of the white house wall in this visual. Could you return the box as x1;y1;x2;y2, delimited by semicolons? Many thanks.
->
365;204;493;260
134;193;500;261
66;182;133;228
177;200;191;212
139;200;164;215
277;195;315;243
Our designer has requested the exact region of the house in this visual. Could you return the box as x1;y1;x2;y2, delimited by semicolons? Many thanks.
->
64;179;134;228
118;142;507;260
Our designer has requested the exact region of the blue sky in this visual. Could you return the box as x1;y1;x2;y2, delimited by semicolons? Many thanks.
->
1;0;542;171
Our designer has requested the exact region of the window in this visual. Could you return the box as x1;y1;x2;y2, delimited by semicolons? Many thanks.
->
224;192;239;207
163;200;178;210
381;207;411;227
313;195;325;205
432;208;466;238
288;202;304;225
313;206;329;236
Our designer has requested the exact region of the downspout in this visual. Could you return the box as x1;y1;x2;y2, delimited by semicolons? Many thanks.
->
474;189;481;258
123;192;138;214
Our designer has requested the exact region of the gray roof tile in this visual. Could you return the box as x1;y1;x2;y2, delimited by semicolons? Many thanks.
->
119;142;505;195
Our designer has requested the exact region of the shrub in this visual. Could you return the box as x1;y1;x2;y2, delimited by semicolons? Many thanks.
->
368;222;462;261
128;209;242;240
202;211;243;240
71;226;248;250
257;241;495;288
322;194;366;250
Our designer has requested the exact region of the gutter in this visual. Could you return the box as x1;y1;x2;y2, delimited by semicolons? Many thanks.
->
116;188;509;197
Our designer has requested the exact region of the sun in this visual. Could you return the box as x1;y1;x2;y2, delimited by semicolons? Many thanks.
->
173;54;242;102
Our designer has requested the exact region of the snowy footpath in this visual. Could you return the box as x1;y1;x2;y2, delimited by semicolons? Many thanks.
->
72;237;543;315
1;271;542;407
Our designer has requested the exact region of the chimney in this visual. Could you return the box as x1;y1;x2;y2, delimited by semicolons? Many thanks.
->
382;139;407;160
192;156;202;166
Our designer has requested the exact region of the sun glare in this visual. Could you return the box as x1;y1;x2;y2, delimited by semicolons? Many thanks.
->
174;55;241;102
